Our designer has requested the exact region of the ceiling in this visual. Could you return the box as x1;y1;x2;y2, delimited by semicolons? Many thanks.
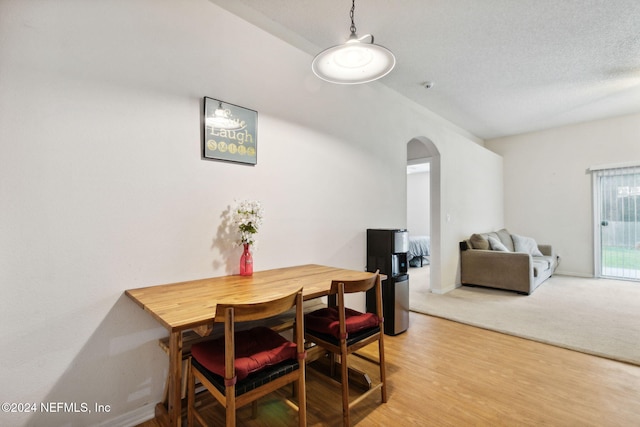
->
210;0;640;140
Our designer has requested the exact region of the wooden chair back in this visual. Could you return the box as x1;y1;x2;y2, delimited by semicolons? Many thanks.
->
328;270;383;320
329;271;378;295
214;288;302;323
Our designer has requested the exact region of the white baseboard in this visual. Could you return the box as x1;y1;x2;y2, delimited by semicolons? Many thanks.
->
554;271;594;278
430;283;458;294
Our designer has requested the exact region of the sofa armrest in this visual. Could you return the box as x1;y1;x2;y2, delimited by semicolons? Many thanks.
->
461;249;534;294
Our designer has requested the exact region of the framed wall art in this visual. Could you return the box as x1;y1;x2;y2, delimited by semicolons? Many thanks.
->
202;97;258;165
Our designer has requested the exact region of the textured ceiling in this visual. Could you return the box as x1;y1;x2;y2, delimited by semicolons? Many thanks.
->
210;0;640;140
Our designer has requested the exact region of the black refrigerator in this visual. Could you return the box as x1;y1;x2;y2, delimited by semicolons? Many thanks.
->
366;229;410;335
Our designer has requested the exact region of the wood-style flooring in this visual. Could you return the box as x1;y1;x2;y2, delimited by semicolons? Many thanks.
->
137;311;640;426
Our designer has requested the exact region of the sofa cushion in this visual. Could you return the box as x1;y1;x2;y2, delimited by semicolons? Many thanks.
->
488;236;510;251
495;228;515;251
470;233;489;250
191;326;297;381
533;259;551;277
480;231;499;245
305;307;380;339
512;234;543;256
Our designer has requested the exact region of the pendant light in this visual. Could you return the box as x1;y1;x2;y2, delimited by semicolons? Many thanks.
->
312;0;395;84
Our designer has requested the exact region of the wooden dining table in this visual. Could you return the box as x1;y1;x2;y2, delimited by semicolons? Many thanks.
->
125;264;379;427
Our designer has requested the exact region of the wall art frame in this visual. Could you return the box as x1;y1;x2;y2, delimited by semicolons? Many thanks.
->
202;97;258;165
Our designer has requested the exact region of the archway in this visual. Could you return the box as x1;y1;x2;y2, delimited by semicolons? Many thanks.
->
407;137;441;295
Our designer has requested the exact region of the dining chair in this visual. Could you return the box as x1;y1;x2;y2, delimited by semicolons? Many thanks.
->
187;287;307;427
304;271;386;427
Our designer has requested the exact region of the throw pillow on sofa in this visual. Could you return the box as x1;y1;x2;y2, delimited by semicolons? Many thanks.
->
488;236;510;251
495;228;515;251
512;234;543;256
470;233;489;250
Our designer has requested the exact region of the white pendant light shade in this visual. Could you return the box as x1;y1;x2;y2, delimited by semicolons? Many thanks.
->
312;0;395;84
312;35;395;84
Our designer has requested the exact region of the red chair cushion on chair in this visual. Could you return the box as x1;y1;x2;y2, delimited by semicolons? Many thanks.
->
305;307;380;339
191;326;297;381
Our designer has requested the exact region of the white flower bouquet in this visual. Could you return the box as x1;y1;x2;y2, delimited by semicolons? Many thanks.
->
232;200;264;247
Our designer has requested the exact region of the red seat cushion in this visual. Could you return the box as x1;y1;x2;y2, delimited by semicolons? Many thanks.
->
305;307;380;339
191;326;296;381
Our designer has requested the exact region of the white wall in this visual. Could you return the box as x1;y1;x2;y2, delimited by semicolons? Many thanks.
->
0;1;503;425
435;138;504;288
486;113;640;277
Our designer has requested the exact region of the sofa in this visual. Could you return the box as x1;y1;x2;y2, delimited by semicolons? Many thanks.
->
460;229;558;294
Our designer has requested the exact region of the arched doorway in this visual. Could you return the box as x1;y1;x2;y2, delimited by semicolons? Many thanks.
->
407;137;441;297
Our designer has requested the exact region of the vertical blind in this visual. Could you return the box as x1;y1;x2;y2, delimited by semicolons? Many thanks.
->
591;163;640;280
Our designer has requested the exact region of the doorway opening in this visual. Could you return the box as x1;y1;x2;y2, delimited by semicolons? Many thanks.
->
407;137;441;297
407;159;431;293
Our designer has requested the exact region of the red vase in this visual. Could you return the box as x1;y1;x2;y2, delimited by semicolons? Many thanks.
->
240;243;253;276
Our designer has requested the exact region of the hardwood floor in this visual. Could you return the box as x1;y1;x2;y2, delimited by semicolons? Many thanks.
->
138;311;640;426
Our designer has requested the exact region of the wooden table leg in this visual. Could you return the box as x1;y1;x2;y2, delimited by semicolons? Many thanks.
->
167;331;183;427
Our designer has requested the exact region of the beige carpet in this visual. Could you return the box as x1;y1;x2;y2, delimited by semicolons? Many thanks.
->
410;271;640;366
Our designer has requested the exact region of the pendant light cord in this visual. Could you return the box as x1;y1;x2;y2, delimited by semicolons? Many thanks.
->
349;1;374;43
349;0;357;35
